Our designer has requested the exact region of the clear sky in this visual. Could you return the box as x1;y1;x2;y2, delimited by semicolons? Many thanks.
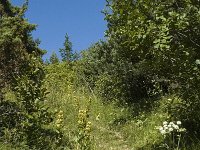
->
11;0;107;60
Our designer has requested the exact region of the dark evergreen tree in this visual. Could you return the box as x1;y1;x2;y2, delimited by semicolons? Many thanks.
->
59;33;73;62
0;0;41;99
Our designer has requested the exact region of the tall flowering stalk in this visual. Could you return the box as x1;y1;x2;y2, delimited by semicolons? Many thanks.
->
76;108;92;150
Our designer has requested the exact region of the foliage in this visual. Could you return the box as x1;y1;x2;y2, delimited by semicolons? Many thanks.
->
77;0;200;146
44;61;200;149
45;62;77;93
0;0;41;100
103;0;200;134
11;55;59;149
0;1;67;149
79;39;155;108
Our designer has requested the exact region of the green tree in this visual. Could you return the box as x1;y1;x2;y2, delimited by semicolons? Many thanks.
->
0;1;61;148
104;0;200;135
80;40;151;107
0;0;41;99
80;0;200;137
50;51;59;64
59;33;73;62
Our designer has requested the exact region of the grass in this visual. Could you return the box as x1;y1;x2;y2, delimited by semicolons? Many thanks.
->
2;63;200;149
43;63;200;150
44;65;168;149
48;92;200;149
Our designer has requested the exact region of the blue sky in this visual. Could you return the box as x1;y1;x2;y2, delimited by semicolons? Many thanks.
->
11;0;107;59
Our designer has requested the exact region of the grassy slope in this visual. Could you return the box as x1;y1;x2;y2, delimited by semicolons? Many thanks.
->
44;63;168;149
2;62;200;149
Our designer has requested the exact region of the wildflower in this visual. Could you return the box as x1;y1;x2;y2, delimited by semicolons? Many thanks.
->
173;124;179;130
163;121;168;125
168;124;172;128
87;121;92;125
56;124;61;128
159;126;164;131
78;120;82;124
177;121;181;125
161;129;166;135
178;128;186;132
55;110;64;128
169;128;173;132
164;124;168;128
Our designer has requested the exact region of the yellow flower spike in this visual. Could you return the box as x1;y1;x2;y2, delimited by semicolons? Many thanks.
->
78;120;82;124
87;121;92;125
55;123;59;126
57;118;62;122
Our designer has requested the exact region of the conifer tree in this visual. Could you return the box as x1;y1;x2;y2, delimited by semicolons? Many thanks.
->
59;33;73;62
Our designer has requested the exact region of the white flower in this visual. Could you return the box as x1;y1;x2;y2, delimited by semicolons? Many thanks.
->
177;121;182;125
163;124;168;128
168;124;172;128
178;128;186;132
195;59;200;65
169;128;173;132
161;129;166;135
164;128;168;131
163;121;168;125
159;126;163;131
173;125;179;130
169;122;175;125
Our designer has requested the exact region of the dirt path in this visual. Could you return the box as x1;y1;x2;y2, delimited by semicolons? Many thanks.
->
93;126;132;150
